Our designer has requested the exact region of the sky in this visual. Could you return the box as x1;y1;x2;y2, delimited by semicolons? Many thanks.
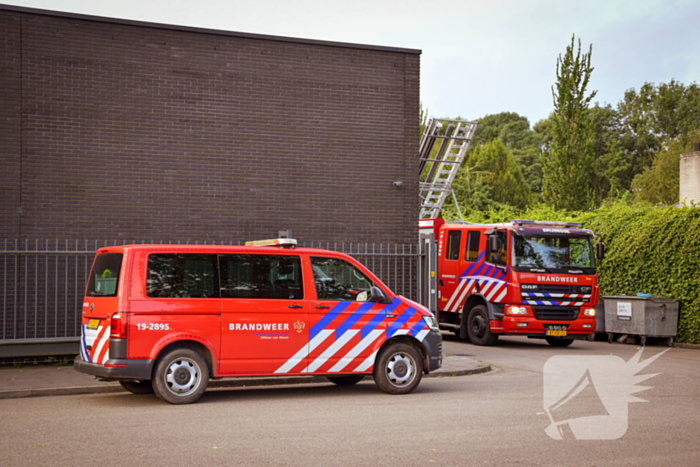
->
3;0;699;126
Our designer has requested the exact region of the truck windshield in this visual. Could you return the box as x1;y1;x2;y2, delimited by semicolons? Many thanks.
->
512;234;595;272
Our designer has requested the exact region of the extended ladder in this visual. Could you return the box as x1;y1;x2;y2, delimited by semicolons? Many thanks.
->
418;118;478;222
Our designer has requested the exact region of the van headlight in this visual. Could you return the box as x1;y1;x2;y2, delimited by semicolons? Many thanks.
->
422;316;440;332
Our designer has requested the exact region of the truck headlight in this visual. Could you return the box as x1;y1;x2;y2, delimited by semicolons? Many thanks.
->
506;306;528;315
422;316;440;332
583;308;596;316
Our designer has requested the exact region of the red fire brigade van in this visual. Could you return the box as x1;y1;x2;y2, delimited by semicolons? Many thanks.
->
420;219;604;347
74;239;442;404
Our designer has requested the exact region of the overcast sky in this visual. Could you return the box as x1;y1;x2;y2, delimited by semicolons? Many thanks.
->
4;0;699;126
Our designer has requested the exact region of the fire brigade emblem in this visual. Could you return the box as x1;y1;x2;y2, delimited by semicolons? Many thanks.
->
293;319;305;333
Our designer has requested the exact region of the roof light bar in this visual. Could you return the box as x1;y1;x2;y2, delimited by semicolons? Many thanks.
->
245;238;298;248
512;220;582;228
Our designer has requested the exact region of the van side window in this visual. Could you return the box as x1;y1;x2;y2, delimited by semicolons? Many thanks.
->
86;253;123;297
310;257;374;301
147;254;219;298
465;231;481;262
446;230;461;261
219;255;303;300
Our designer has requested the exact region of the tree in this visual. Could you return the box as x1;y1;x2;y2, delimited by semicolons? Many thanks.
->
632;129;700;205
449;139;531;213
542;35;597;210
618;80;700;171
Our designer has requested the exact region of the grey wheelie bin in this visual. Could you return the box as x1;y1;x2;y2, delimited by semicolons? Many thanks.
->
602;296;679;346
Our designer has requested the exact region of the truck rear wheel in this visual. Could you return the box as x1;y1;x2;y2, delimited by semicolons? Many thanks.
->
119;380;154;395
467;305;499;346
327;375;365;386
152;348;209;404
373;343;423;395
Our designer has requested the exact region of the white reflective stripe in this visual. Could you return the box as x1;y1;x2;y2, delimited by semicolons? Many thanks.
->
92;327;108;363
329;329;384;373
494;287;508;302
415;329;429;342
274;329;334;374
444;278;467;311
485;281;504;301
303;330;359;373
354;349;378;372
450;279;473;312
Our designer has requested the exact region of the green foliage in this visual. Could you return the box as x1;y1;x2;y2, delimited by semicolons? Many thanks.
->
542;35;597;211
462;200;700;343
618;80;700;170
632;129;700;205
448;140;531;214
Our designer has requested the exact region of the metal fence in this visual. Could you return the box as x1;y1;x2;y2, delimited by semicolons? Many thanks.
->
0;239;421;347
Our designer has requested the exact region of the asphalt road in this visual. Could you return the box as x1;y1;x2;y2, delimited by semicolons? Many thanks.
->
1;335;698;466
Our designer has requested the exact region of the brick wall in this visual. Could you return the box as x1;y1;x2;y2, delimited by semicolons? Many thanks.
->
0;7;420;245
680;151;700;205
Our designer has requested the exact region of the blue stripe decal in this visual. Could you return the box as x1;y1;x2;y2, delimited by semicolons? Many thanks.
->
460;252;486;278
409;319;427;337
468;261;488;280
82;325;92;363
359;297;399;339
336;302;375;340
309;302;350;340
387;307;417;338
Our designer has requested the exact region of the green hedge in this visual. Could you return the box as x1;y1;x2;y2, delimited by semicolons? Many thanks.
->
461;201;700;343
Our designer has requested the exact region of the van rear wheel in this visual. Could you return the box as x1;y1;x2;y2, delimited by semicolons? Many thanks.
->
152;348;209;404
119;380;154;394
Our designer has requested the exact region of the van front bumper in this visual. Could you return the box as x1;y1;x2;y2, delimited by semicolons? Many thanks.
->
73;355;154;381
423;330;443;373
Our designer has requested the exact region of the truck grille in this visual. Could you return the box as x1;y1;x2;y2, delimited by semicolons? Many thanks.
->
521;284;590;294
532;306;579;321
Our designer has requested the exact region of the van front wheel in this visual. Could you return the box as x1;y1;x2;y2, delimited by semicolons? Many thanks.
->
373;343;423;395
153;348;209;404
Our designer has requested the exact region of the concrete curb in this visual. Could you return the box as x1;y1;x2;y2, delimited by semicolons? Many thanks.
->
0;361;493;400
673;342;700;350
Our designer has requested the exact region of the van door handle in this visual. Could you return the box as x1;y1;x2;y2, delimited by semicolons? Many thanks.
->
288;305;303;309
315;305;330;309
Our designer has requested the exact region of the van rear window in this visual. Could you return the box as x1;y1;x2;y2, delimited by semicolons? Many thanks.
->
86;253;123;297
147;254;219;298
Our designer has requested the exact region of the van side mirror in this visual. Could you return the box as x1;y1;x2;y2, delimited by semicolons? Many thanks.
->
370;286;388;303
597;242;605;260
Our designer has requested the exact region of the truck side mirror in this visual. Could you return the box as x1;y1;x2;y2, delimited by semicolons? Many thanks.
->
370;286;388;303
597;242;605;260
488;235;501;252
492;253;502;265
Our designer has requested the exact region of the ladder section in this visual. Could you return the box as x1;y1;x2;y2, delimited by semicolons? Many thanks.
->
418;118;478;222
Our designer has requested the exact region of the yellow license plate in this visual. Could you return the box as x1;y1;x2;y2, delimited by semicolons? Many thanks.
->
547;330;567;337
87;319;100;330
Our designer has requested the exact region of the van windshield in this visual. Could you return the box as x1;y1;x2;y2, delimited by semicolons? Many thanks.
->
86;253;123;297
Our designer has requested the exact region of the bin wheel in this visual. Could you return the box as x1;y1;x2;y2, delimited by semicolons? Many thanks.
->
640;336;647;347
607;333;613;343
667;337;674;347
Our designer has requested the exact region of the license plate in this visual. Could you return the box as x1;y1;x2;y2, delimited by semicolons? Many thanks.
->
547;330;567;337
87;319;100;330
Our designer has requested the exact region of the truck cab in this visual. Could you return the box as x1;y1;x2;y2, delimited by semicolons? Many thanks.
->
420;219;603;346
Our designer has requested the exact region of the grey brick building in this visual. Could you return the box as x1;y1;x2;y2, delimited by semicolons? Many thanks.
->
0;5;421;245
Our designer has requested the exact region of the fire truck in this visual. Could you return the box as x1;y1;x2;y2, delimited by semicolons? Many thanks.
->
418;218;604;346
416;119;604;346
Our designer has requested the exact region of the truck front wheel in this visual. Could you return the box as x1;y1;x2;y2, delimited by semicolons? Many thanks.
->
467;305;499;346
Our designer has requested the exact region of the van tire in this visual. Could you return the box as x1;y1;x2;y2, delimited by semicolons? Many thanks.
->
152;348;209;404
326;375;365;386
119;380;154;394
373;343;423;395
467;305;499;346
